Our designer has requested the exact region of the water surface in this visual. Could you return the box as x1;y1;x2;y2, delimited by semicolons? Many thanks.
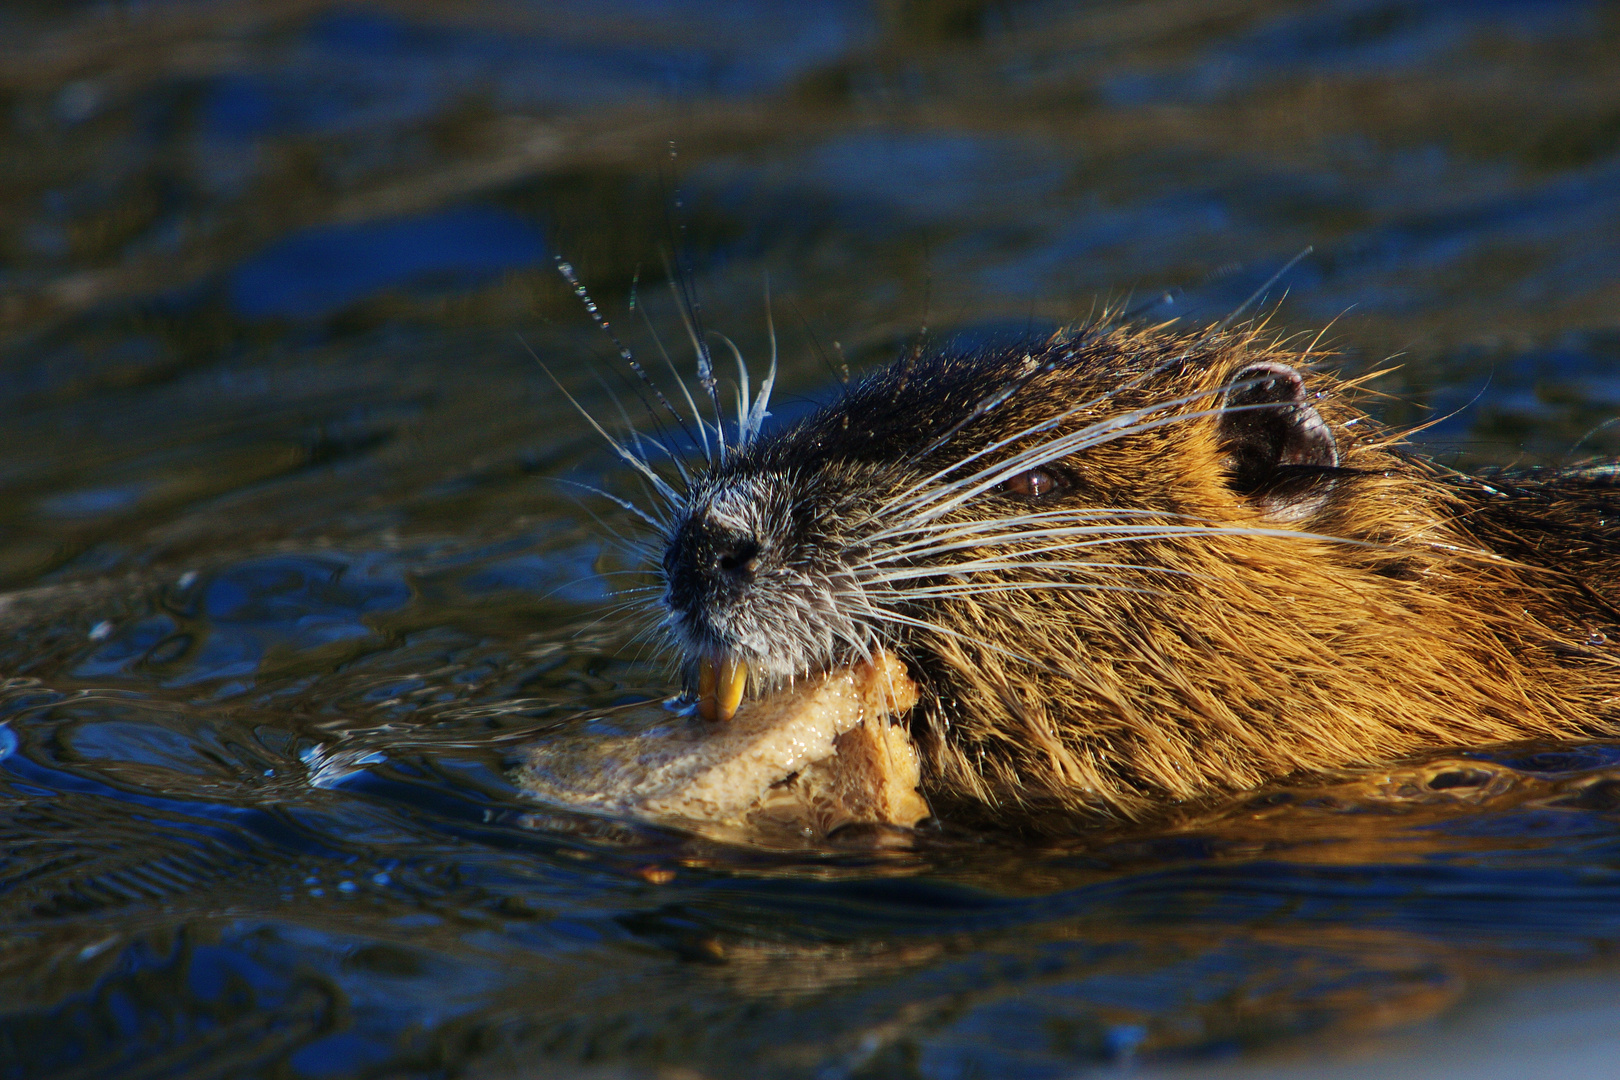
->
4;2;1620;1077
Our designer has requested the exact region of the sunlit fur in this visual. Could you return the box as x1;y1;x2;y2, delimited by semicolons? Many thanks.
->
581;319;1620;826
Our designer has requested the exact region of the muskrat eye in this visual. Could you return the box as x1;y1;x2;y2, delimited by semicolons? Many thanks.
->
999;468;1063;499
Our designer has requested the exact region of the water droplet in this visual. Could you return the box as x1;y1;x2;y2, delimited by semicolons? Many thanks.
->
77;936;117;961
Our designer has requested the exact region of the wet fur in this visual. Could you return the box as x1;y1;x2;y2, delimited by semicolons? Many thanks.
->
605;322;1620;825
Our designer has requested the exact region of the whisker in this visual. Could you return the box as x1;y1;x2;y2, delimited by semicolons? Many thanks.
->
523;339;682;510
859;560;1198;583
865;507;1172;547
712;330;751;445
884;381;1232;518
870;581;1171;599
886;372;1334;528
602;584;663;597
551;477;667;533
891;319;1246;478
637;292;711;466
555;257;704;459
661;249;726;461
744;276;779;446
570;599;660;638
855;603;1071;679
1217;246;1313;331
867;524;1382;565
533;576;658;604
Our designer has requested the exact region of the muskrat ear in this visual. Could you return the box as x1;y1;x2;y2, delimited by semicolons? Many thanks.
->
1217;362;1339;519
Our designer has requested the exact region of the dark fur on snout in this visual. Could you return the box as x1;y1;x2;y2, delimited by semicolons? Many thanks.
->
652;324;1620;824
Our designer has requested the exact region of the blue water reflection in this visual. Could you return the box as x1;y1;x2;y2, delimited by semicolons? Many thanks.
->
230;207;548;319
202;2;872;146
71;555;410;686
1103;0;1595;106
39;482;154;520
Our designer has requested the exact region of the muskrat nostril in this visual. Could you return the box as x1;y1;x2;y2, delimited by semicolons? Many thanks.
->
715;539;760;580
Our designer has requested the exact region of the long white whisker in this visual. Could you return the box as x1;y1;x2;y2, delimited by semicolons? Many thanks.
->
868;524;1379;566
524;344;682;509
551;478;667;532
570;597;664;637
745;277;778;445
556;257;703;466
712;331;751;447
859;560;1198;583
605;367;690;482
855;603;1069;678
601;582;663;595
887;363;1322;525
886;391;1124;514
871;522;1235;562
892;323;1242;482
870;581;1169;599
594;380;687;517
890;394;1309;529
864;507;1173;547
887;387;1218;520
637;295;711;466
662;252;725;461
1218;246;1312;330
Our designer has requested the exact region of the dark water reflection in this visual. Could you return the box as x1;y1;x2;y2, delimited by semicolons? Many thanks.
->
4;1;1620;1077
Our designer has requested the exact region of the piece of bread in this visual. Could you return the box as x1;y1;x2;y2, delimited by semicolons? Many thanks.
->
520;651;926;837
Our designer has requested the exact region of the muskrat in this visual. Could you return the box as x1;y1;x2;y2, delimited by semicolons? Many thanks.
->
575;316;1620;826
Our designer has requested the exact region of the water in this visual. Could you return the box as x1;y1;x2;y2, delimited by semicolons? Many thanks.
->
3;1;1620;1076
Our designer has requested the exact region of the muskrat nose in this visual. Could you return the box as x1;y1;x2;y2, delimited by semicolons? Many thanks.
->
661;517;762;610
713;538;760;583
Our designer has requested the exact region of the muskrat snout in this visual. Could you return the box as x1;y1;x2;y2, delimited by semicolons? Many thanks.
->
660;470;872;717
664;513;761;605
663;498;777;640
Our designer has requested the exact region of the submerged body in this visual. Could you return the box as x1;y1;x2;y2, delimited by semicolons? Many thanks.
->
640;323;1620;825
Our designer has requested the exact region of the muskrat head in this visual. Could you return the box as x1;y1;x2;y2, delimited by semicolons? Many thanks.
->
658;325;1351;729
639;321;1589;824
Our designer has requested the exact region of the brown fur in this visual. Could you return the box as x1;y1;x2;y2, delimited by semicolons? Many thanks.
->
907;328;1620;822
655;322;1620;826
